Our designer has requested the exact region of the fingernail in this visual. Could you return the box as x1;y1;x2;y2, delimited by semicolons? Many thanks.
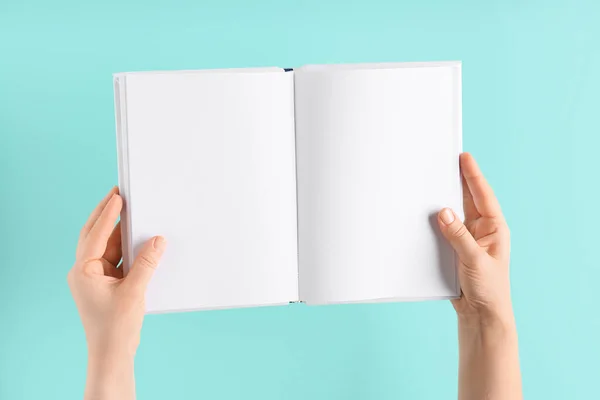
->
440;208;455;225
153;236;166;251
106;193;120;206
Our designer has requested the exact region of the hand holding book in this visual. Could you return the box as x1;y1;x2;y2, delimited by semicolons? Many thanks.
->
436;153;522;400
67;187;167;400
67;152;521;400
68;61;521;398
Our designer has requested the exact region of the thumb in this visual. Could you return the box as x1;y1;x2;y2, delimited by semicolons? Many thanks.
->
438;208;482;266
125;236;166;292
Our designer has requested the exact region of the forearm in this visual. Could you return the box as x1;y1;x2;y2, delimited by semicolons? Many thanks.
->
85;351;135;400
458;316;522;400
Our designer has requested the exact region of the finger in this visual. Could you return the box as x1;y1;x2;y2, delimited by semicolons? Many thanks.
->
438;208;483;267
78;186;119;246
461;171;479;221
103;221;123;266
80;194;123;261
124;236;166;293
460;153;502;219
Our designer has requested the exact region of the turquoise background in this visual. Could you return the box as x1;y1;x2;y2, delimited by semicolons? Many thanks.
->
1;0;599;398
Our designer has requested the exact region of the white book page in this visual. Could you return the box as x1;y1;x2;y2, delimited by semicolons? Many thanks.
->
120;70;298;312
294;63;462;305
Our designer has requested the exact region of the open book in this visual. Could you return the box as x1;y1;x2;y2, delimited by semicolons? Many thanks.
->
113;62;463;313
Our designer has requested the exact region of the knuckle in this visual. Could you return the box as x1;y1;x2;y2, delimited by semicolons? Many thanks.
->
138;252;158;269
66;269;75;285
493;217;510;235
81;262;97;275
452;223;470;239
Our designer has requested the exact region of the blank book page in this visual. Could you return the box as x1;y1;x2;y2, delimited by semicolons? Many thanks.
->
122;70;299;312
294;64;462;305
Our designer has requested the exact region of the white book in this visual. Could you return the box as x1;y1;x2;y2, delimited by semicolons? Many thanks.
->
113;61;463;313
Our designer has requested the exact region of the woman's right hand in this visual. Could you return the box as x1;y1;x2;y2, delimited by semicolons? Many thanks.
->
437;152;514;327
437;153;522;400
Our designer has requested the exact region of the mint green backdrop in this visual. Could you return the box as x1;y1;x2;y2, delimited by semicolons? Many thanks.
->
1;0;598;398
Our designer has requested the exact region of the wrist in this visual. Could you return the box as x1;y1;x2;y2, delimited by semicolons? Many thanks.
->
87;350;134;386
456;307;523;400
88;349;135;370
86;352;135;400
457;300;515;329
458;310;518;346
86;331;139;363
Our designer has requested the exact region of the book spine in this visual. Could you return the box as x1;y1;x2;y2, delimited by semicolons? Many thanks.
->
114;76;134;275
290;69;302;304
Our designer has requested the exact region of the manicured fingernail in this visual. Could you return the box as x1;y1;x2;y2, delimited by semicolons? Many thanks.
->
440;208;455;225
153;236;166;251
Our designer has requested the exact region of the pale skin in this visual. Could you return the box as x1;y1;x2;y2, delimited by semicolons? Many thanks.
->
68;189;166;400
438;153;522;400
68;153;522;400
